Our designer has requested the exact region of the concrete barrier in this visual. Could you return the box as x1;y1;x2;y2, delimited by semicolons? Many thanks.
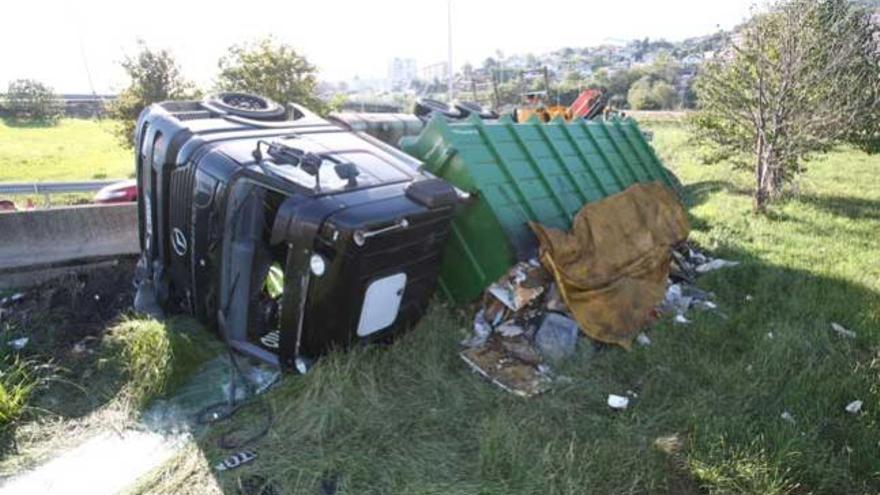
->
0;204;139;288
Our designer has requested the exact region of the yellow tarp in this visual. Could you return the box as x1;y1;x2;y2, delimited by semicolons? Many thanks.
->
530;182;689;349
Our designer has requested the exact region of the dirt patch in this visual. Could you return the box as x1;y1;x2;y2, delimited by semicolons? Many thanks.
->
0;257;138;419
1;257;137;359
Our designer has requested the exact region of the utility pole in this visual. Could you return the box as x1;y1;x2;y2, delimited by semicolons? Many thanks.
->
447;0;454;103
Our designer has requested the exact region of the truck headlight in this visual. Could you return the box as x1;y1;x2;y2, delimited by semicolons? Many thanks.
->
309;254;326;277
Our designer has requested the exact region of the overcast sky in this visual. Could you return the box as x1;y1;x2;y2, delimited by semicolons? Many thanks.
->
0;0;756;94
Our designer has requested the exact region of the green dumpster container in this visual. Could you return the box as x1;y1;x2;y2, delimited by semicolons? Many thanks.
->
400;114;679;303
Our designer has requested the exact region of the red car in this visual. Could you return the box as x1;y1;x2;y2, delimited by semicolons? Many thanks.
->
93;179;137;204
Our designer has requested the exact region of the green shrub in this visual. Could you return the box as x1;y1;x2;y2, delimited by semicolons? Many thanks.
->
4;79;62;122
107;317;220;409
0;356;39;428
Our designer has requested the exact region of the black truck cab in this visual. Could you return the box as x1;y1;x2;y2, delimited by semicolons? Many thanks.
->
135;93;457;368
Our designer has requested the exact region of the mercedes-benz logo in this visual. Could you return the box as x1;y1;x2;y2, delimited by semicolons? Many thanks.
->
172;228;188;256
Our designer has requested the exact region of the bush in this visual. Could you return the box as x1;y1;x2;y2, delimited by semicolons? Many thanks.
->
217;37;326;113
107;317;220;409
109;42;199;148
0;356;39;428
4;79;62;122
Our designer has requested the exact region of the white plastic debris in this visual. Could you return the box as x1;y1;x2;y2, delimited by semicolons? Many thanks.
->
496;322;525;338
696;300;718;310
674;314;690;325
636;333;652;346
695;259;741;274
830;322;857;339
781;411;795;423
745;294;754;302
845;400;863;414
94;294;101;301
461;309;491;348
663;284;692;315
767;332;774;339
607;394;630;410
8;337;28;350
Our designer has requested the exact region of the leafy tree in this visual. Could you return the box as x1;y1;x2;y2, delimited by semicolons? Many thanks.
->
110;41;198;147
594;68;644;107
627;76;656;110
650;80;678;109
693;0;880;211
4;79;61;122
217;37;325;113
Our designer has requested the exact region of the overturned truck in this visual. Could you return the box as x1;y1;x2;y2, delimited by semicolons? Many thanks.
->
135;93;457;369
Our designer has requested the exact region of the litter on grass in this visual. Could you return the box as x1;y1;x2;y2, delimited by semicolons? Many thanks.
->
458;184;739;398
845;400;863;414
831;322;857;339
607;394;630;410
486;261;549;312
8;337;28;350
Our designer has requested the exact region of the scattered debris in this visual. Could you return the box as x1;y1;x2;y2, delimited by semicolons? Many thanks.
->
781;411;795;424
695;258;741;274
534;313;579;362
845;400;863;414
487;261;550;312
654;434;683;455
496;322;525;338
607;394;630;410
745;294;754;302
8;337;29;350
461;309;492;348
544;283;567;312
460;238;736;397
214;450;257;472
460;337;550;398
1;292;26;306
831;322;857;339
767;332;775;339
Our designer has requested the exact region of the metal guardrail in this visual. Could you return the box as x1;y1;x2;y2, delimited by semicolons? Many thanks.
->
0;180;118;195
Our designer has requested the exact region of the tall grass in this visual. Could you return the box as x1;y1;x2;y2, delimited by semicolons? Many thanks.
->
0;356;39;428
107;317;222;410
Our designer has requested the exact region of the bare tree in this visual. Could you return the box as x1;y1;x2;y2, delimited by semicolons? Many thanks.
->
693;0;880;211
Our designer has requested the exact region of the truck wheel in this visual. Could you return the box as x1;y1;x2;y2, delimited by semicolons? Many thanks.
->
203;92;286;120
413;98;463;119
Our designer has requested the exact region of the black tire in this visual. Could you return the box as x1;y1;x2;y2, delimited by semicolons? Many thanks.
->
454;101;499;120
413;98;463;119
203;92;286;120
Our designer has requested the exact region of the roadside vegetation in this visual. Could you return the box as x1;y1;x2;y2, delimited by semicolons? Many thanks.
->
0;264;220;474
0;118;131;182
125;116;880;494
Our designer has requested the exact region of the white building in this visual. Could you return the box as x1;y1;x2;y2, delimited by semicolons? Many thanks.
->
388;58;418;91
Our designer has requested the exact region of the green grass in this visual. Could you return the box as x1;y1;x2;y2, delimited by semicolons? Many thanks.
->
106;317;225;410
128;118;880;494
0;356;39;428
0;118;132;182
